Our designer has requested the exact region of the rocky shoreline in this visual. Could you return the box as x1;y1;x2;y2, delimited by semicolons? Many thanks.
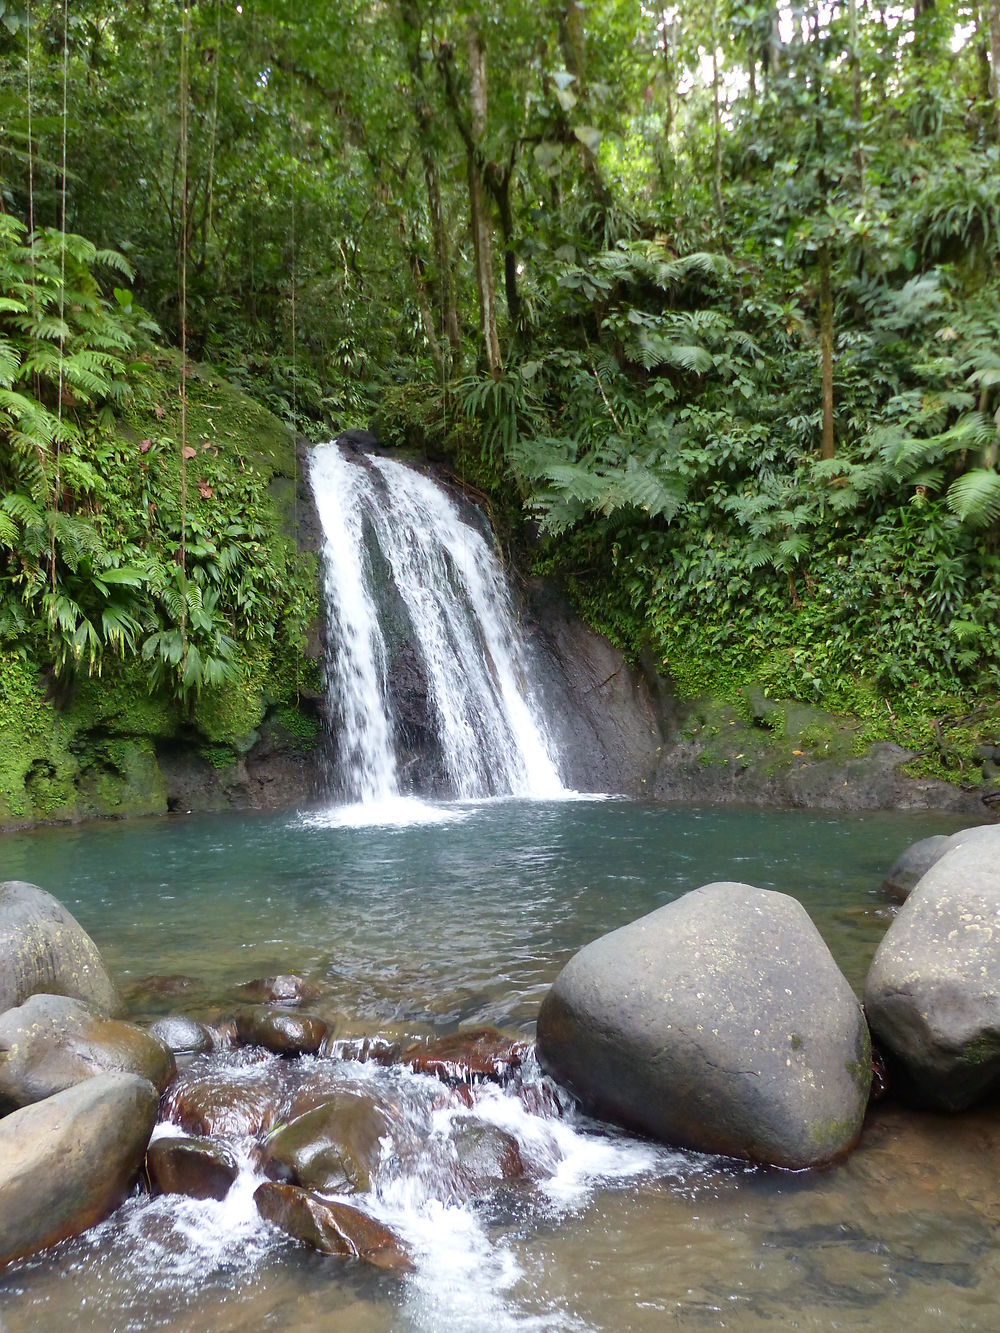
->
3;822;1000;1272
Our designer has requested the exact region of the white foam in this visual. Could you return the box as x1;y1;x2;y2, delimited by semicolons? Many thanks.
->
298;796;471;829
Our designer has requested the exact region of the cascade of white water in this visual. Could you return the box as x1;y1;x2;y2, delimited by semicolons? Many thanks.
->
309;443;565;802
308;445;398;802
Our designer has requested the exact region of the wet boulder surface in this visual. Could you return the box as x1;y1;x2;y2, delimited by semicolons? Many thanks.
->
865;827;1000;1110
262;1090;390;1194
254;1182;414;1272
0;880;118;1017
0;993;175;1112
145;1135;240;1201
0;1072;159;1268
537;881;871;1168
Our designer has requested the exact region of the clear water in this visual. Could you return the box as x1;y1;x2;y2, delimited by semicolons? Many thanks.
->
0;798;992;1333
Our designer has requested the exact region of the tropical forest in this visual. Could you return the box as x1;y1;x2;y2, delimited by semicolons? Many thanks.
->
2;2;1000;1329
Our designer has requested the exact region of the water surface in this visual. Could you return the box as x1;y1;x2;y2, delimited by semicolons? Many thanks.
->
0;799;990;1332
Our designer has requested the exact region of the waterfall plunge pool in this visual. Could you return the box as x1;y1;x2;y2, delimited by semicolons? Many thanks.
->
2;798;995;1332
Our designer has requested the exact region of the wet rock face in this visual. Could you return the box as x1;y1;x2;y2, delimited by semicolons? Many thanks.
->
448;1118;524;1196
254;1182;414;1272
0;1072;158;1268
262;1091;389;1194
147;1016;214;1056
865;828;1000;1110
163;1049;289;1137
233;1009;328;1056
0;880;118;1017
145;1136;239;1201
402;1027;527;1085
537;881;871;1169
0;993;175;1112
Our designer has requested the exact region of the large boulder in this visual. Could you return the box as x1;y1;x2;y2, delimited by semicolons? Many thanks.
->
0;881;117;1017
880;824;998;903
536;882;871;1168
864;828;1000;1109
0;1072;158;1268
0;994;175;1112
881;834;954;903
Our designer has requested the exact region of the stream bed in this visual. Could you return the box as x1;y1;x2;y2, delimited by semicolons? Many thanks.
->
1;798;995;1332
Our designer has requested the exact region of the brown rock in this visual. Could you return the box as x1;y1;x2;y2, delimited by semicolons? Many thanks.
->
263;1092;389;1194
147;1015;214;1055
254;1182;413;1272
235;975;321;1006
0;880;118;1017
162;1050;287;1137
145;1136;239;1201
402;1027;526;1085
449;1119;524;1195
0;1073;158;1268
233;1009;328;1057
0;994;175;1112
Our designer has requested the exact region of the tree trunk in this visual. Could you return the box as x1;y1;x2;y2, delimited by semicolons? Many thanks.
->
423;159;461;372
848;0;865;190
819;242;835;460
467;26;502;377
988;0;1000;136
710;0;726;235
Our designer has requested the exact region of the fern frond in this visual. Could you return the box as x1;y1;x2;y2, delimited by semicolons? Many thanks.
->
946;470;1000;527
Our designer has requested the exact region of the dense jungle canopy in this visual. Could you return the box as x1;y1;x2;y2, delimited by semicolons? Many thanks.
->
0;1;999;790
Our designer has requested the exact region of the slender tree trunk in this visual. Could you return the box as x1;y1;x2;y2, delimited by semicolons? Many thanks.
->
467;26;502;377
710;0;726;235
423;158;461;371
988;0;1000;136
848;0;865;191
819;242;835;459
766;8;781;84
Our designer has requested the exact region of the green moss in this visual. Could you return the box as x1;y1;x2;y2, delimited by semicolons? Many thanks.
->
273;704;321;749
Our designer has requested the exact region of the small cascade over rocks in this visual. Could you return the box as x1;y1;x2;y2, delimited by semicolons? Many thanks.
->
309;442;566;805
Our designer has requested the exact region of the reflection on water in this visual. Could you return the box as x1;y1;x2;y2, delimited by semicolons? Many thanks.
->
0;799;991;1331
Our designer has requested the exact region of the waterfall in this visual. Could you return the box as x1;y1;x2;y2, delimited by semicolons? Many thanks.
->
309;443;565;804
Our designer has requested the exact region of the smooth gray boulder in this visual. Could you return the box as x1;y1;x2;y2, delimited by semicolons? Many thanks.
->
0;993;175;1112
881;834;953;903
865;828;1000;1109
536;882;871;1168
0;880;117;1017
881;825;998;903
0;1072;158;1268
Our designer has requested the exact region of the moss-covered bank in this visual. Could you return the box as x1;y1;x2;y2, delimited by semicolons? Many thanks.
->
0;354;324;830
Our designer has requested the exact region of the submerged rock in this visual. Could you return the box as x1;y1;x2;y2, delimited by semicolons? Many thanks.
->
0;1072;158;1268
148;1015;214;1056
0;993;175;1112
536;882;871;1168
402;1027;526;1085
0;880;118;1017
865;828;1000;1109
448;1118;524;1195
234;975;322;1006
262;1091;389;1194
254;1182;413;1272
163;1049;288;1137
233;1008;328;1056
145;1135;239;1201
